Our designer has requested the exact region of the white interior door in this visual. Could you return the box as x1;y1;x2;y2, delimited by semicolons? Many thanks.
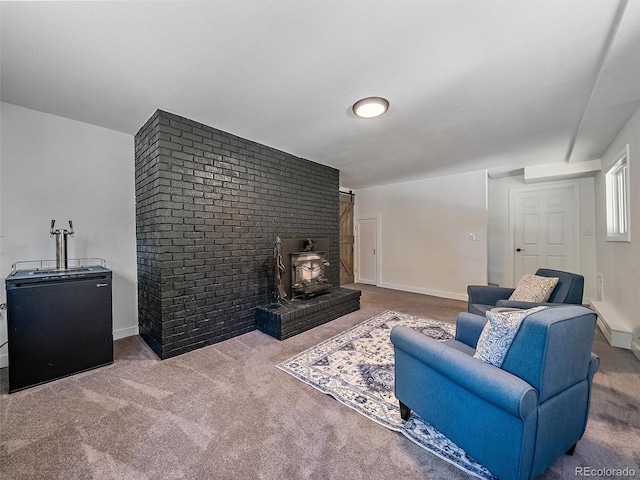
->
513;185;579;281
355;218;377;285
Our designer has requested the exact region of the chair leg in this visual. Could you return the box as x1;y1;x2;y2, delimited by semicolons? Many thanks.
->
399;401;411;421
565;443;577;456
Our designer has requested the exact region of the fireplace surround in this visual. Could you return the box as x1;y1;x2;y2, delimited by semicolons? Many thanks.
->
135;109;346;358
256;236;360;340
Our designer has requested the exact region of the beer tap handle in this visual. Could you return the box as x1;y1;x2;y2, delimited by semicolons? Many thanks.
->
50;219;56;236
68;220;74;236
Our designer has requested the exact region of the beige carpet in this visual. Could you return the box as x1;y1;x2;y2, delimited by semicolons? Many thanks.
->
1;284;639;479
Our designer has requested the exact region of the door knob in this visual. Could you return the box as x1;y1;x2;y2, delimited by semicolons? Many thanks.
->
516;248;523;252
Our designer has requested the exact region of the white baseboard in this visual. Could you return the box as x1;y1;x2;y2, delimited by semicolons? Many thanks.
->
378;282;467;302
591;301;633;349
114;325;139;340
0;353;6;369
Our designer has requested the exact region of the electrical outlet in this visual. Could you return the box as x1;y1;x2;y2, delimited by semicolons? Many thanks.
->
614;291;619;304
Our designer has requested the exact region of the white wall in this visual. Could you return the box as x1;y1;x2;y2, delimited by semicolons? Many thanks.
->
0;102;138;367
353;170;488;300
594;105;640;344
488;175;597;301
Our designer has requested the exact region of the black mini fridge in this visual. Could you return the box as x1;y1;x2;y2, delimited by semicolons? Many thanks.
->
5;265;113;392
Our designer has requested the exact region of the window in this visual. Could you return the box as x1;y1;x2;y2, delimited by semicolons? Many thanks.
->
605;144;630;242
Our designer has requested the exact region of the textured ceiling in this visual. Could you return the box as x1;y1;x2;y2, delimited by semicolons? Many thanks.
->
2;1;639;188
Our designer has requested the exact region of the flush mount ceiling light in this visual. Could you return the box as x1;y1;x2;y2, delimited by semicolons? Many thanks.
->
352;97;389;118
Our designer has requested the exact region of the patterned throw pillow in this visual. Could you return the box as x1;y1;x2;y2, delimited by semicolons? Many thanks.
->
473;306;547;367
508;274;559;302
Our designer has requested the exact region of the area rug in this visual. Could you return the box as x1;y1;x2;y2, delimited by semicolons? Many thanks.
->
277;310;497;480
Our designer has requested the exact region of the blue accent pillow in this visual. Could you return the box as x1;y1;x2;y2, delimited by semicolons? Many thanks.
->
473;306;548;367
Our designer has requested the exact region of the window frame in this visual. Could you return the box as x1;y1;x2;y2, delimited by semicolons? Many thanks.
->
605;144;630;242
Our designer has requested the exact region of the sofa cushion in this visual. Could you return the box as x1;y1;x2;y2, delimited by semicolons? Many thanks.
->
474;306;547;367
509;274;559;303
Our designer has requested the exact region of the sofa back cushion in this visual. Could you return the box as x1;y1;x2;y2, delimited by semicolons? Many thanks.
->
535;268;584;304
501;306;597;402
473;306;547;367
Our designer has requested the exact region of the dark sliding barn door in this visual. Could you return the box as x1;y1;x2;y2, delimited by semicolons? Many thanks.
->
339;193;355;284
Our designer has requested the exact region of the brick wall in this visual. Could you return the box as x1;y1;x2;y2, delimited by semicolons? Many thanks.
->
134;110;340;359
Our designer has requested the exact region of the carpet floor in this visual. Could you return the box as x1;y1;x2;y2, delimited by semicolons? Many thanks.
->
1;284;639;479
278;310;496;480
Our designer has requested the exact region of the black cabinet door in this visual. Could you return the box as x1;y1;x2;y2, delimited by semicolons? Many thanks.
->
7;276;113;392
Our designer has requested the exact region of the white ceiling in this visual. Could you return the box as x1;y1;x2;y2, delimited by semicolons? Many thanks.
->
2;1;639;189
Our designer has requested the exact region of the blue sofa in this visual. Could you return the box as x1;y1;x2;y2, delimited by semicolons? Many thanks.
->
391;305;599;480
467;268;585;316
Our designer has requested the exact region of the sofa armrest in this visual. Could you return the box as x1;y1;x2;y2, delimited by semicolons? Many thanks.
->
495;300;572;309
588;353;600;381
455;312;487;349
391;326;538;419
467;285;515;311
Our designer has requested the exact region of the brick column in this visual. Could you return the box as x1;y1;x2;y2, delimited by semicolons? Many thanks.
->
135;110;340;358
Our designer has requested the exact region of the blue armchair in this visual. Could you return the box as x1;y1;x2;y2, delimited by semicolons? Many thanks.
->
467;268;585;316
391;306;599;480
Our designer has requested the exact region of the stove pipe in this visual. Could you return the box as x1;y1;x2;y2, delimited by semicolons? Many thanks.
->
50;220;74;270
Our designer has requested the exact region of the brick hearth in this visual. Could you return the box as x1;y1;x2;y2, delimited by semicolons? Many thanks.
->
255;288;361;340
